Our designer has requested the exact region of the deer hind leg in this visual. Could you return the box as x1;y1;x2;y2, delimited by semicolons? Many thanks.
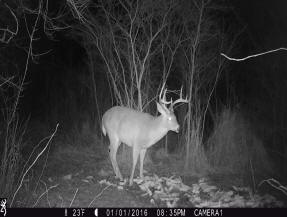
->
108;135;123;180
129;145;140;186
139;149;147;179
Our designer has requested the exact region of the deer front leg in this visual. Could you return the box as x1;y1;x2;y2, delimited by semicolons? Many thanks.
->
129;146;140;186
139;149;147;179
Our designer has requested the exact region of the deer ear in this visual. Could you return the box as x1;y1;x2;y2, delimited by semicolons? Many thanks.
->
156;102;166;115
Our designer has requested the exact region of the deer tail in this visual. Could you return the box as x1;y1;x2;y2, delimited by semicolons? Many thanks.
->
102;119;106;136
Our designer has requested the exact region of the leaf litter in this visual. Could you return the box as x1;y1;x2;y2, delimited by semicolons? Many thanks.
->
99;175;284;207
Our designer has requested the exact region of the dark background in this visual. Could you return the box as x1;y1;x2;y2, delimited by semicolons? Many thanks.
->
16;0;287;123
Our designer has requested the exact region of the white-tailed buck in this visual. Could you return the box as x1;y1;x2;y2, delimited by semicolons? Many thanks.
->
102;84;188;186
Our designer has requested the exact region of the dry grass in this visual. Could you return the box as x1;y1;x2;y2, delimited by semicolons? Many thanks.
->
206;108;273;185
0;116;27;201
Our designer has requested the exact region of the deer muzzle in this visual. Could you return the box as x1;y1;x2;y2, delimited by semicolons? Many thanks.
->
175;125;179;133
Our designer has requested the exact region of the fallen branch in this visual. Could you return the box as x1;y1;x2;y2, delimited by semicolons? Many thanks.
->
88;185;111;207
259;178;287;196
33;181;59;207
69;188;79;207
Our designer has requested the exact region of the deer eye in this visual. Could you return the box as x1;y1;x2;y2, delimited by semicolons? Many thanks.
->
168;117;172;121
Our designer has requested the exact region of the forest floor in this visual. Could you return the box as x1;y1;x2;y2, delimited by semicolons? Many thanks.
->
31;143;182;207
15;141;286;208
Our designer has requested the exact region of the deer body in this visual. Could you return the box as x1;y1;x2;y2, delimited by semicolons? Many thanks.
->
102;85;188;186
102;106;170;149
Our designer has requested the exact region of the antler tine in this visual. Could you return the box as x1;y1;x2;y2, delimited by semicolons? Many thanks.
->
171;86;188;107
159;82;172;105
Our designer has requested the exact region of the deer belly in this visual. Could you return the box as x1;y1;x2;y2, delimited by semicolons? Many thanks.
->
119;133;149;148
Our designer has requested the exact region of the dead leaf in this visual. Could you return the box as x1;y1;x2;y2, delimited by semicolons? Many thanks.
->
63;174;72;180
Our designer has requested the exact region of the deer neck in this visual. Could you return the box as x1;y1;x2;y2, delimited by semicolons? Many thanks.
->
147;115;168;146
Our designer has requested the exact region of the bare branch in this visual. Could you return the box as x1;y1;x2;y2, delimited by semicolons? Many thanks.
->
0;3;19;44
0;76;17;88
67;0;90;23
9;1;42;126
10;123;59;207
221;47;287;62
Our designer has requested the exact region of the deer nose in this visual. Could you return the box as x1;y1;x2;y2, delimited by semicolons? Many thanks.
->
175;125;179;133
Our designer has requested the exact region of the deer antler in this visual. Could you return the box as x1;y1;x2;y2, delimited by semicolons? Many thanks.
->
170;86;188;109
159;82;172;106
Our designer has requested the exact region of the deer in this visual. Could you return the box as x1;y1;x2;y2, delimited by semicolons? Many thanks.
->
101;84;188;186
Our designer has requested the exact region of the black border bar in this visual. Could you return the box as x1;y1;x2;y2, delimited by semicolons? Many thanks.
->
2;207;286;217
